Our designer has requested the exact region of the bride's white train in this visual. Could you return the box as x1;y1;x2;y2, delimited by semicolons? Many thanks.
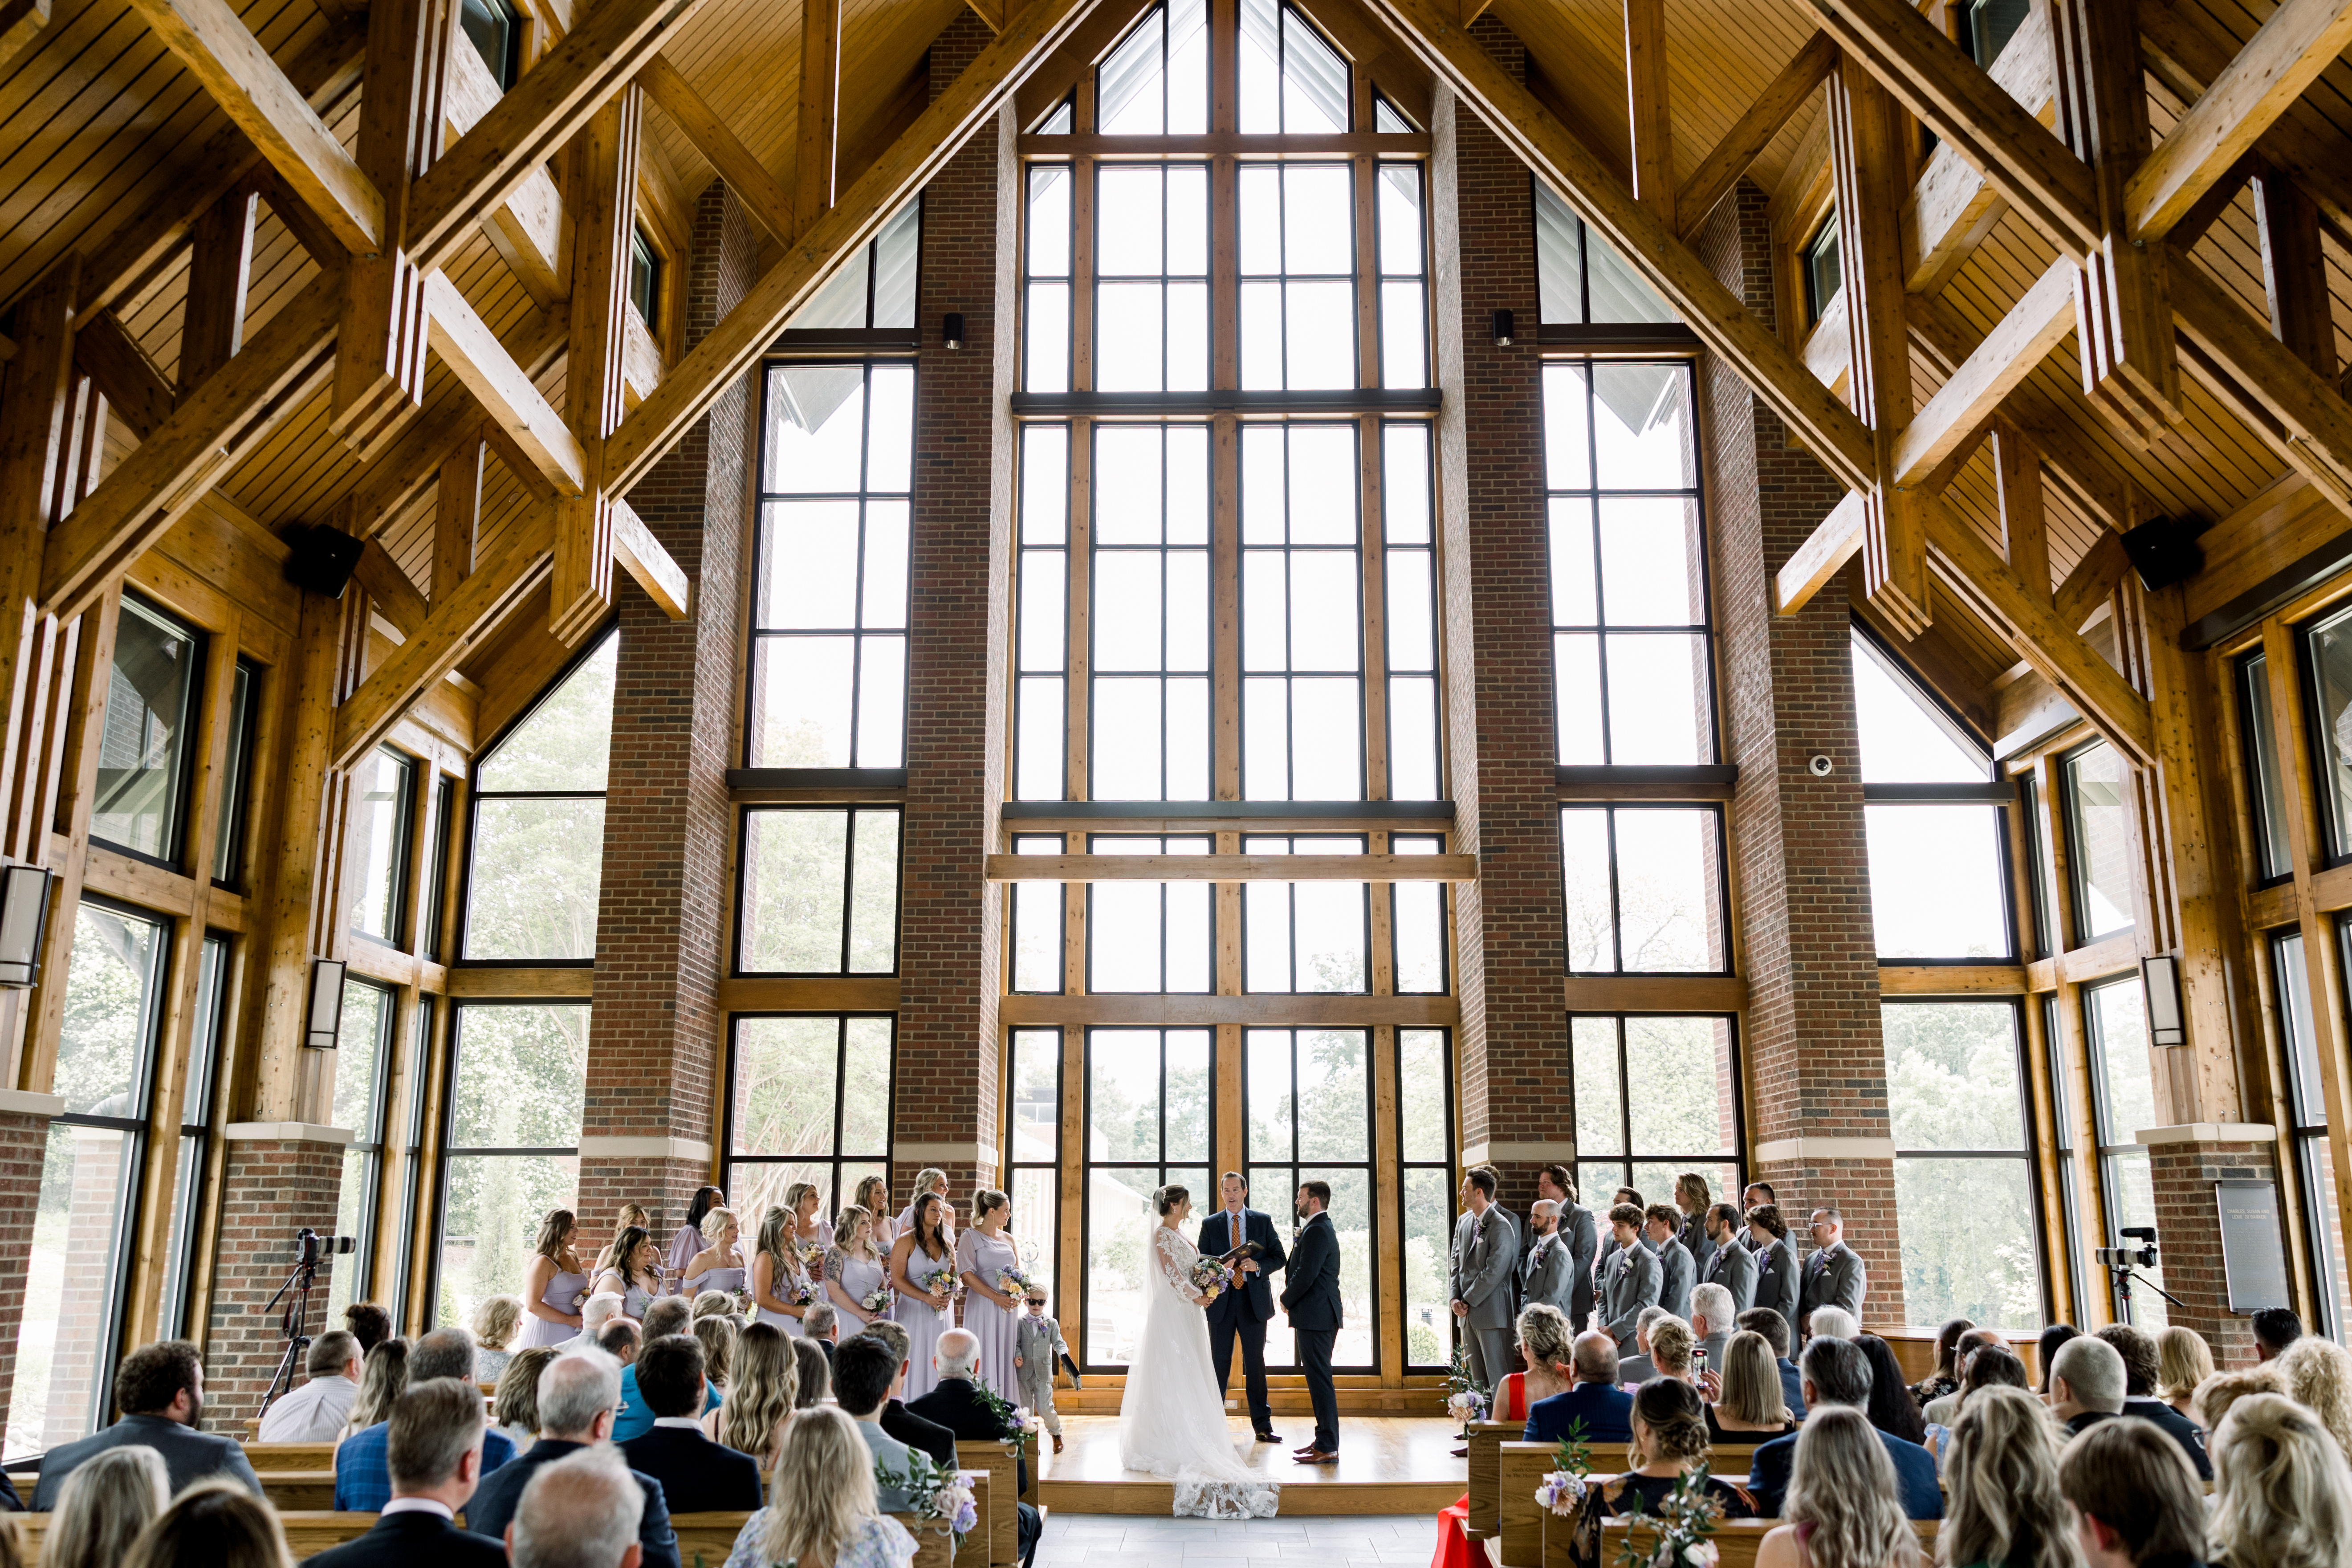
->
1115;1188;1282;1519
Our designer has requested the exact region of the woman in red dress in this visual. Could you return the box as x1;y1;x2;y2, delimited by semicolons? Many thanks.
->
1432;1305;1577;1568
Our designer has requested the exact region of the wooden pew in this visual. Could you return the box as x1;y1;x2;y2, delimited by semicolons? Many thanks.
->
1464;1420;1522;1540
887;1510;960;1568
252;1470;338;1510
955;1442;1018;1567
1498;1443;1552;1566
248;1442;337;1471
1015;1430;1038;1506
1571;1517;1940;1568
674;1510;757;1564
17;1510;381;1561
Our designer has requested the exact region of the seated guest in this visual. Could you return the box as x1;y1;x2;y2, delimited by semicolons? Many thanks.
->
2208;1392;2352;1568
1922;1329;2006;1425
620;1335;763;1513
859;1319;955;1469
614;1298;718;1442
336;1328;514;1512
806;1300;841;1355
118;1479;291;1568
1616;1306;1673;1384
1750;1336;1941;1520
2096;1324;2211;1478
1526;1330;1636;1443
342;1337;408;1438
33;1340;259;1509
1925;1345;2029;1471
509;1446;656;1568
720;1405;920;1568
2060;1417;2210;1568
463;1348;681;1568
2272;1333;2352;1460
599;1320;642;1367
1807;1306;1860;1344
2193;1364;2286;1437
567;1292;628;1353
1858;1336;1926;1445
2156;1327;2214;1425
2047;1336;2128;1438
493;1346;561;1453
345;1301;392;1354
1645;1316;1697;1386
1937;1386;2072;1568
305;1379;509;1567
1596;1377;1750;1519
1737;1307;1807;1420
46;1446;167;1568
791;1335;830;1407
256;1329;361;1442
472;1295;523;1385
693;1315;737;1399
907;1328;1045;1567
1910;1317;1974;1411
1689;1282;1735;1372
834;1333;922;1512
1755;1408;1923;1568
1708;1329;1794;1443
710;1322;801;1468
2251;1307;2302;1364
1503;1303;1577;1421
2035;1324;2079;1394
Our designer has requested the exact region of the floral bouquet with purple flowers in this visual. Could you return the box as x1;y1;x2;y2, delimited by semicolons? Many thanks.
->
993;1265;1034;1298
918;1262;961;1303
1187;1256;1226;1300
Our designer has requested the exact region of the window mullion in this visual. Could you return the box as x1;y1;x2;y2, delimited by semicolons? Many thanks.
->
1351;153;1377;390
1359;411;1389;800
1069;418;1093;800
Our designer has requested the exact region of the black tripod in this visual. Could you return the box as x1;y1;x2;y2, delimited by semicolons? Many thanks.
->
2111;1263;2184;1325
254;1253;321;1421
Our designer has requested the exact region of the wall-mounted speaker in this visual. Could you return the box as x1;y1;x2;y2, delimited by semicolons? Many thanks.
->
2120;514;2206;592
281;523;364;599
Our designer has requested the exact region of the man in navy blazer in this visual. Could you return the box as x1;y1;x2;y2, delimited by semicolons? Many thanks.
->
1282;1180;1344;1463
1523;1332;1636;1443
464;1349;681;1568
1197;1171;1290;1443
617;1337;762;1514
304;1381;508;1568
1748;1337;1939;1520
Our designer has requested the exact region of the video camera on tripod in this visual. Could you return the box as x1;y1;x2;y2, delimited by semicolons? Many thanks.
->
256;1228;360;1419
2092;1226;2182;1323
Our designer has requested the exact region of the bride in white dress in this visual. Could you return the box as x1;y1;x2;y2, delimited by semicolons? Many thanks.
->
1118;1185;1282;1519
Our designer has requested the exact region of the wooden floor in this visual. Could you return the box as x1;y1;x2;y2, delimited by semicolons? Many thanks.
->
1038;1414;1467;1515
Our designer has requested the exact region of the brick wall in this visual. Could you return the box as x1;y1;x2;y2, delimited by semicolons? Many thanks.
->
2147;1135;2278;1366
1697;179;1903;1327
0;1112;47;1442
581;176;759;1255
891;11;1007;1217
203;1136;346;1427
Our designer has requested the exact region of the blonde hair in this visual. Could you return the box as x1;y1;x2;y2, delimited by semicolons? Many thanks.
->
761;1405;875;1566
910;1168;947;1200
1647;1316;1694;1379
1717;1329;1790;1427
856;1174;894;1215
700;1206;738;1244
121;1480;291;1568
833;1204;877;1259
694;1314;738;1387
614;1202;650;1234
2156;1326;2215;1405
470;1294;523;1352
784;1181;821;1216
1517;1304;1574;1377
717;1322;800;1463
1786;1407;1922;1568
1938;1386;2080;1568
757;1205;793;1269
2274;1336;2352;1461
2195;1364;2287;1435
2210;1392;2352;1568
493;1346;561;1434
49;1446;169;1568
346;1338;408;1433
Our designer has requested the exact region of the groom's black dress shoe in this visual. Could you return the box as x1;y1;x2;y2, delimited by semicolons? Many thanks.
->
1253;1430;1283;1443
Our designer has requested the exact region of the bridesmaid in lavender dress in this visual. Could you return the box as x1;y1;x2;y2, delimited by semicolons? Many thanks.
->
591;1226;663;1320
517;1210;590;1349
684;1207;748;1297
858;1175;904;1257
956;1190;1022;1400
889;1193;957;1398
825;1206;892;1334
668;1186;724;1281
752;1206;813;1336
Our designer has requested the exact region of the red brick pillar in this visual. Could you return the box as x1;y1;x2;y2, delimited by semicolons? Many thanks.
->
1695;179;1904;1328
2141;1127;2282;1366
203;1127;350;1425
891;11;1010;1216
0;1100;58;1442
1433;23;1565;1211
578;177;760;1254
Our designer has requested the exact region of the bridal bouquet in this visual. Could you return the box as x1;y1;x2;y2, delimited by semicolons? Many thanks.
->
730;1287;757;1317
798;1239;827;1271
861;1282;895;1315
780;1275;817;1308
994;1265;1034;1298
1611;1466;1721;1568
1186;1257;1226;1299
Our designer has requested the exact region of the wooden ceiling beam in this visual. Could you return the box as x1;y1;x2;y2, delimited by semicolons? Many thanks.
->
1677;30;1835;240
1774;489;1866;614
125;0;385;255
2169;246;2352;517
1894;258;2079;489
606;0;1117;496
1992;424;2052;607
350;538;431;638
639;57;798;249
2251;162;2337;382
1370;0;1877;492
1898;0;2051;296
0;0;50;73
1624;0;1675;231
420;271;585;497
71;310;175;443
797;0;844;236
180;185;260;399
2052;523;2128;632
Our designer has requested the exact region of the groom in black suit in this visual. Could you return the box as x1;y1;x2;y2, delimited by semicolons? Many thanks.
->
1198;1171;1290;1444
1283;1179;1343;1465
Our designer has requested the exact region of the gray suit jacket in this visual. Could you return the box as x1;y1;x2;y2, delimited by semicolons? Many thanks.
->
1754;1235;1800;1345
1800;1244;1866;1327
1451;1207;1520;1329
1679;1214;1716;1280
31;1414;261;1510
1521;1231;1578;1321
1525;1205;1599;1327
1599;1241;1660;1350
1655;1238;1695;1319
1700;1230;1757;1312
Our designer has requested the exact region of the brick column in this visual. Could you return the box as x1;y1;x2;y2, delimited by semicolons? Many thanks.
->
1432;27;1564;1210
203;1127;349;1425
891;11;1012;1215
579;178;758;1253
0;1100;57;1442
1696;180;1904;1328
2141;1126;2281;1366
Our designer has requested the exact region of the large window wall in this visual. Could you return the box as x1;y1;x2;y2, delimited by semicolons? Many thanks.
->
721;1015;895;1223
461;633;616;963
434;1002;588;1328
1569;1014;1740;1210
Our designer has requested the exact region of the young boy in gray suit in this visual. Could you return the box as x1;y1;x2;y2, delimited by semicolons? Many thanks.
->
1015;1287;1071;1452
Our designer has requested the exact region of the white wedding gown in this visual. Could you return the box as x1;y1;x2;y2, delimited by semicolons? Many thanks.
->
1117;1222;1282;1519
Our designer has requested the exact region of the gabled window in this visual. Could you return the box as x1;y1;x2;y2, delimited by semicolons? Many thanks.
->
462;632;615;962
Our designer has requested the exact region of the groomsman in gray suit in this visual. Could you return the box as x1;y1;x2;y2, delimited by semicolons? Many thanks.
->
1737;1183;1776;1251
1748;1204;1801;1353
1527;1165;1597;1332
1521;1201;1579;1323
1598;1203;1661;1355
1449;1167;1520;1388
1644;1205;1695;1319
1798;1206;1867;1334
1697;1202;1756;1313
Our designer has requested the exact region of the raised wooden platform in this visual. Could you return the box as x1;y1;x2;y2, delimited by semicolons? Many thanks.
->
1038;1414;1465;1516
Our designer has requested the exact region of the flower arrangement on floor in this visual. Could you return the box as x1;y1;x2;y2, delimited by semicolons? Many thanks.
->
1535;1420;1595;1518
1445;1342;1490;1430
876;1450;980;1542
1611;1467;1721;1568
1186;1257;1227;1301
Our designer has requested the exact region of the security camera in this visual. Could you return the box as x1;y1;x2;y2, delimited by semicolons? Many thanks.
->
1808;754;1833;777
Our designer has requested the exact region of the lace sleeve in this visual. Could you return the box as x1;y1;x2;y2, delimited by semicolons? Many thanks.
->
1153;1225;1194;1295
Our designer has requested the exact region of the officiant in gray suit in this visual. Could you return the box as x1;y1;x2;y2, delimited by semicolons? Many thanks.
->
1449;1167;1519;1388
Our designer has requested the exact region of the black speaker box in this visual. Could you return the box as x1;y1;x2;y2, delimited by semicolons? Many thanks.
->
282;523;364;599
2120;514;2206;592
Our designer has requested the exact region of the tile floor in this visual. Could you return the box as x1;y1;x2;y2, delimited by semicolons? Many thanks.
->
1033;1512;1437;1567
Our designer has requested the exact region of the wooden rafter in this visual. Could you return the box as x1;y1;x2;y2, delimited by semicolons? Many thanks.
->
797;0;844;236
639;57;798;248
1992;424;2053;607
1676;30;1835;240
1624;0;1674;230
2251;162;2337;381
420;271;586;497
1891;258;2079;488
0;0;50;73
2169;248;2352;516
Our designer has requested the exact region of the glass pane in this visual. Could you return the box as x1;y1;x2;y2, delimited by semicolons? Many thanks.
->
2087;977;2157;1140
1865;804;2012;959
1561;807;1615;972
1884;1002;2024;1151
335;978;389;1138
1624;1016;1735;1155
729;1017;843;1157
349;750;413;943
2280;931;2326;1125
2103;1147;2167;1328
464;797;605;960
478;635;616;792
54;901;165;1116
1100;8;1169;134
1586;226;1675;324
845;810;901;971
1088;1031;1163;1162
1285;282;1355;389
2306;603;2352;859
758;500;862;629
1010;1165;1058;1303
2066;742;2136;944
1085;1171;1154;1366
1390;677;1439;802
2300;1134;2352;1340
90;596;199;861
866;368;913;493
1603;634;1713;765
1571;1016;1624;1155
1895;1157;2043;1331
1297;1030;1368;1161
1543;366;1593;492
1166;1030;1210;1159
8;1123;137;1456
764;366;866;492
1592;363;1693;488
1598;498;1705;626
326;1145;378;1318
1403;1166;1452;1367
872;203;921;330
1384;424;1432;545
1011;839;1062;994
855;635;907;769
1613;809;1725;971
1021;424;1069;545
1282;8;1347;132
749;637;854;767
740;809;851;973
1393;879;1445;993
1378;165;1423;275
1398;1030;1448;1161
2242;653;2293;880
1237;0;1278;130
1026;282;1070;392
841;1017;894;1154
1535;184;1584;325
1017;675;1065;800
211;661;253;884
436;1153;578;1331
860;503;912;629
1855;634;1990;782
1009;1030;1061;1164
449;1003;589;1151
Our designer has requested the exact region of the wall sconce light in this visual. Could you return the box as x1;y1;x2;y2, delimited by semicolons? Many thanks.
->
2142;953;2186;1047
0;866;54;989
305;958;348;1051
943;313;966;350
1492;309;1514;347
